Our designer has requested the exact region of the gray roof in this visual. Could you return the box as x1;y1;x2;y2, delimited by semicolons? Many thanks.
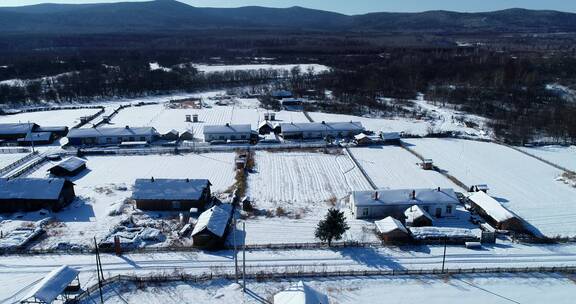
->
353;188;459;207
21;265;79;304
0;123;38;135
132;178;211;201
0;178;70;200
37;126;68;132
191;203;233;237
17;132;52;142
280;122;364;133
67;126;157;138
50;157;86;173
203;124;252;134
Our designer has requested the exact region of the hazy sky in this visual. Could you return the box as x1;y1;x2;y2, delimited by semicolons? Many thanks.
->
1;0;575;14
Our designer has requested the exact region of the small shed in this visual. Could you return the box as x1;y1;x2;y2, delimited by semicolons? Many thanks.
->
274;281;329;304
404;205;434;227
180;130;194;141
467;191;524;232
0;178;76;212
375;216;411;243
381;132;401;145
132;178;212;211
191;204;233;250
162;129;180;141
48;157;87;177
421;159;434;170
20;265;80;304
469;184;489;193
354;133;382;146
258;120;274;135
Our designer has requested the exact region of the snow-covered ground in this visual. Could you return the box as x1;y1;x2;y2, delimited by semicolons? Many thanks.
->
0;108;101;128
84;273;576;304
519;145;576;172
191;63;330;74
350;146;463;190
404;138;576;237
0;153;236;249
0;153;29;170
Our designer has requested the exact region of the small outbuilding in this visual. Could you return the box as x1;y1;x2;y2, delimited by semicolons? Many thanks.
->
162;129;180;141
274;281;329;304
467;191;524;232
469;184;489;193
203;124;252;142
381;132;401;145
133;178;212;211
191;203;233;250
421;159;434;170
20;265;80;304
354;133;383;146
179;130;195;141
258;120;275;135
404;205;434;227
375;216;411;243
0;178;76;213
48;157;87;177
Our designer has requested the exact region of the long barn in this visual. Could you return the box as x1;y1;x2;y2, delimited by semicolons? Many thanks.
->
0;178;76;212
132;178;212;211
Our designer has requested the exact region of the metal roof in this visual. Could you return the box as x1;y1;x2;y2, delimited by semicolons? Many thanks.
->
0;123;37;135
132;178;211;201
17;132;52;142
280;122;364;133
0;178;70;200
191;203;232;238
21;265;79;303
67;126;157;138
352;188;459;207
375;216;409;234
203;124;252;134
50;157;86;173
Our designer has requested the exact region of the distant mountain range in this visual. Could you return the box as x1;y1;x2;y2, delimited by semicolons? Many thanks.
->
0;0;575;34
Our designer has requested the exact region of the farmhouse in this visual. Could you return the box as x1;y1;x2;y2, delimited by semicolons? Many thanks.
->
48;157;87;177
467;191;524;232
17;132;54;145
404;205;434;227
350;188;459;219
191;203;233;249
0;123;39;140
354;133;383;146
274;281;329;304
132;178;212;211
0;178;76;213
66;126;159;146
203;123;253;142
279;121;365;140
375;216;411;243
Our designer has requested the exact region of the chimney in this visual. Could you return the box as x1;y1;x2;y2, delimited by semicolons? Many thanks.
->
125;125;130;129
186;178;190;182
437;187;441;192
321;121;326;124
411;190;416;200
373;191;379;200
151;176;155;182
226;123;230;127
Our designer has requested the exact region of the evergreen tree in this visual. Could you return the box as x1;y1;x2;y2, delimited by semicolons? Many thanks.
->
315;208;349;247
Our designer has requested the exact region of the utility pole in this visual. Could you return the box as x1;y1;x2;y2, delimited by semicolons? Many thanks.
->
94;237;104;304
28;121;35;153
233;214;238;283
242;221;246;293
441;235;447;273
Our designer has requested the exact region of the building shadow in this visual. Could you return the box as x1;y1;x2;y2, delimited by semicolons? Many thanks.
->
337;246;406;270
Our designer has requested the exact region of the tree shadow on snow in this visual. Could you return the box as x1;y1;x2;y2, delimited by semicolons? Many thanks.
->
337;246;406;270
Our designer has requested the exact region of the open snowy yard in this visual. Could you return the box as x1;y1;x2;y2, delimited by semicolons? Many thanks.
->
0;152;29;170
519;145;576;172
404;138;576;237
350;146;463;190
83;273;576;304
0;108;101;128
0;153;236;249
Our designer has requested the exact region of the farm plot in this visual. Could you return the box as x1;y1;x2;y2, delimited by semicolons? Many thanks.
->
247;151;372;214
0;153;30;170
350;146;462;190
519;145;576;172
404;138;576;237
0;153;236;249
0;108;101;128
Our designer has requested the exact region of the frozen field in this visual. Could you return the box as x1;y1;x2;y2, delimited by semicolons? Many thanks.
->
247;151;372;213
83;273;576;304
0;108;101;128
0;153;236;249
350;146;462;190
0;152;29;170
192;63;330;74
519;145;576;172
405;138;576;237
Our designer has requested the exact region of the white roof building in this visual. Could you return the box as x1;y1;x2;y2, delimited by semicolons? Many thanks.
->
274;281;329;304
191;203;233;238
375;216;408;234
21;265;79;303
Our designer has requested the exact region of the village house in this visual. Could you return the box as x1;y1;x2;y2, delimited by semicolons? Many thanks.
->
203;123;253;142
36;126;69;138
279;121;365;140
0;123;39;141
258;120;275;135
375;216;411;243
0;123;68;144
179;130;194;141
404;205;434;227
48;157;87;177
191;203;233;250
66;126;159;146
467;191;525;232
350;188;459;219
132;178;212;211
0;178;76;213
380;132;401;145
161;129;180;141
354;133;383;146
273;281;329;304
17;132;54;146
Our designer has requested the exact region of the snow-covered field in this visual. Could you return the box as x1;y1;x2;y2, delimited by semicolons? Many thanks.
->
0;152;29;170
0;108;101;128
519;145;576;172
192;63;330;74
350;146;462;190
84;273;576;304
405;138;576;237
0;153;236;249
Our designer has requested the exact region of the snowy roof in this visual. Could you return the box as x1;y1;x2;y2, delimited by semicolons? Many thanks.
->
164;129;179;135
274;281;329;304
133;178;211;201
67;126;157;138
354;133;381;141
21;265;79;303
37;126;68;132
50;157;86;173
375;216;409;234
0;123;38;135
381;132;401;141
203;124;252;134
280;122;364;133
404;205;434;223
468;191;516;223
17;132;52;142
258;120;274;129
409;227;481;240
191;203;233;238
352;188;459;207
0;178;70;200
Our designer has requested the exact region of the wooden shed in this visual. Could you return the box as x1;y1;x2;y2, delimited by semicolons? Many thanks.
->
191;204;233;250
0;178;76;212
132;178;211;211
162;129;180;141
375;216;411;243
404;205;434;227
48;157;87;177
179;130;194;141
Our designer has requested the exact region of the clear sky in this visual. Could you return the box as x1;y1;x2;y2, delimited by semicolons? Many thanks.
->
1;0;575;14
